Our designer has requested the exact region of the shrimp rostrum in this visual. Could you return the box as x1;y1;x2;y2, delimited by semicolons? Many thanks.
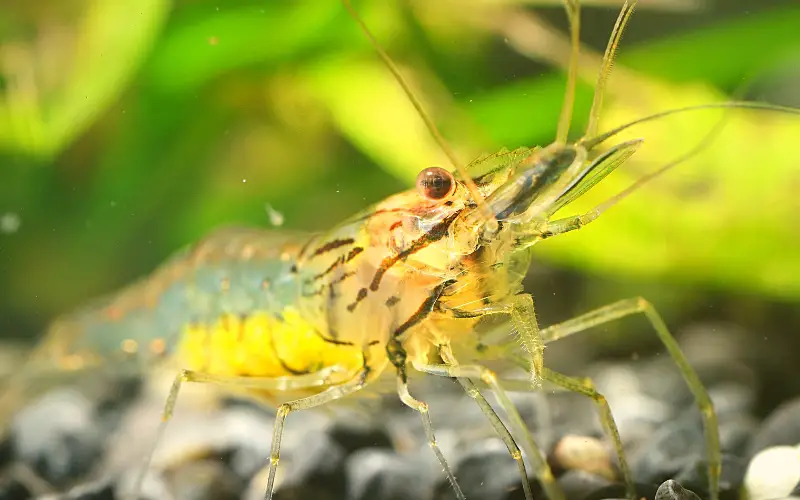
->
4;1;800;500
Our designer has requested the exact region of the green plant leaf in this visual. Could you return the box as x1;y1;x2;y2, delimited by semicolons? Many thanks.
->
0;0;170;158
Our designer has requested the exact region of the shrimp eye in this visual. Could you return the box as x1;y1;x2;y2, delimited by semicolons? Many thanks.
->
416;167;455;200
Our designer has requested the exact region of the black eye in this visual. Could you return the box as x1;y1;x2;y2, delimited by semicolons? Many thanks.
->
416;167;455;200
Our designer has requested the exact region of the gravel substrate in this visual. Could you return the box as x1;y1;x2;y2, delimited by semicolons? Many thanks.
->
1;323;799;500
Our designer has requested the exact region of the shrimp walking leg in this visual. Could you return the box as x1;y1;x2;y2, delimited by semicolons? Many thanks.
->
395;374;465;500
413;345;562;500
539;367;635;500
508;294;546;386
128;366;349;500
264;368;371;500
539;297;720;500
544;204;615;236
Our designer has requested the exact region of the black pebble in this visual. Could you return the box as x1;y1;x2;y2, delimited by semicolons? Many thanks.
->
275;440;347;500
64;481;116;500
747;396;800;459
581;481;659;500
167;460;242;500
10;389;103;487
329;423;393;456
434;450;525;500
630;410;704;485
0;478;31;500
348;449;429;500
791;478;800;497
0;436;12;469
274;468;346;500
673;454;746;500
556;470;612;500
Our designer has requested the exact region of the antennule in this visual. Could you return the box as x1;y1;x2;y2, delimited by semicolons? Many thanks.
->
584;0;637;140
555;0;581;144
341;0;496;227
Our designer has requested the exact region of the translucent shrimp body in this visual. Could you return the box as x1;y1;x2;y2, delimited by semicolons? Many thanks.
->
5;2;800;500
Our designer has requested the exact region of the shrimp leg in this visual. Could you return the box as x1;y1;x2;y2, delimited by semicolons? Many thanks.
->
457;364;635;500
264;367;372;500
539;367;635;499
508;294;546;387
396;373;465;500
537;297;719;500
412;343;561;500
509;294;640;500
128;365;352;500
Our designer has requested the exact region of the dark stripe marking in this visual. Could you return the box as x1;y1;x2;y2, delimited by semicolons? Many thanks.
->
331;270;356;286
314;329;353;346
311;238;355;258
446;307;483;319
392;279;455;340
327;271;357;300
313;329;381;348
387;339;407;375
308;246;364;283
269;334;309;375
313;258;343;282
369;210;463;293
346;246;364;261
385;280;455;379
347;288;369;312
302;269;357;298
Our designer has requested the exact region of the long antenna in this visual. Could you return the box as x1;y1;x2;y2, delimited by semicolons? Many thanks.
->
578;101;734;226
573;99;800;229
584;0;637;139
342;0;494;225
581;101;800;150
555;0;581;144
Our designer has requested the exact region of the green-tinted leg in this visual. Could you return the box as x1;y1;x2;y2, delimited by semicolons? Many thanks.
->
126;365;352;500
414;345;562;500
396;373;465;500
540;297;720;500
264;369;371;500
540;367;635;500
508;294;546;386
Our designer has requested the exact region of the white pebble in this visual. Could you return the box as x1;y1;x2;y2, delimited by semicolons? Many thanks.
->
744;445;800;500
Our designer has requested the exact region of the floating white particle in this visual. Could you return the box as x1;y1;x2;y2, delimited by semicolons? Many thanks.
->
264;203;284;227
0;212;20;234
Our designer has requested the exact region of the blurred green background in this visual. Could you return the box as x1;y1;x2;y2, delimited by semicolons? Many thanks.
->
1;0;799;372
